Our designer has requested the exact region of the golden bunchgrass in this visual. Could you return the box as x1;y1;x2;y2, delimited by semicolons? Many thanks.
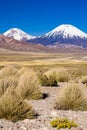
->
0;76;18;97
0;66;42;121
0;65;18;78
44;68;70;82
80;76;87;84
16;70;42;100
0;88;36;121
55;83;87;110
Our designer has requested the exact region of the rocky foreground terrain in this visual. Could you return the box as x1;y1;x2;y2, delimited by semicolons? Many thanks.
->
0;83;87;130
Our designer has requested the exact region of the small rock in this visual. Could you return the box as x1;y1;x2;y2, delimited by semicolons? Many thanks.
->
20;126;27;130
23;119;30;123
51;111;57;117
75;127;83;130
0;126;3;128
40;128;48;130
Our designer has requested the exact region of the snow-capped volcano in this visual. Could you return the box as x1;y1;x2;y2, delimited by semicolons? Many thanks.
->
45;24;87;39
29;24;87;48
4;28;36;41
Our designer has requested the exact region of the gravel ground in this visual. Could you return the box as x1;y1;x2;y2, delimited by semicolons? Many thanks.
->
0;83;87;130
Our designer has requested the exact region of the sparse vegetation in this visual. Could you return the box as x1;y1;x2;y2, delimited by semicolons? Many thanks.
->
44;68;70;82
81;76;87;84
0;76;18;97
50;118;78;130
0;66;42;99
0;65;18;78
40;74;58;86
40;67;70;86
0;88;36;122
0;52;87;124
56;68;70;82
55;83;87;110
68;67;87;80
17;67;32;76
0;66;42;121
16;70;42;100
0;66;18;97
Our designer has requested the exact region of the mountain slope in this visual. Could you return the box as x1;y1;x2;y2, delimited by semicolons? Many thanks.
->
0;35;46;52
29;24;87;48
0;35;87;53
4;28;36;41
45;24;87;39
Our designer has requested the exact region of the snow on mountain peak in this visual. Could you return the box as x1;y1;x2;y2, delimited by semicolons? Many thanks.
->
45;24;87;39
4;28;36;41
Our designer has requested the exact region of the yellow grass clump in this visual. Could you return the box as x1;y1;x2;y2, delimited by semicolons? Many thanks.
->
0;76;18;97
17;67;32;76
55;83;87;110
0;66;42;100
80;76;87;84
0;66;19;97
0;65;18;78
16;70;42;100
0;66;40;121
0;88;36;121
44;68;70;82
40;74;58;86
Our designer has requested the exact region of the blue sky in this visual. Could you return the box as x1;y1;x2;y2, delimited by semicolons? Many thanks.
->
0;0;87;36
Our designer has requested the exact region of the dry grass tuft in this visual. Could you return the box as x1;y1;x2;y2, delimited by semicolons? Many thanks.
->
0;66;42;100
55;83;87;110
80;76;87;84
0;66;18;97
18;67;33;76
44;68;70;82
0;88;36;122
16;70;42;100
0;65;18;78
40;74;58;86
0;66;39;121
0;76;18;97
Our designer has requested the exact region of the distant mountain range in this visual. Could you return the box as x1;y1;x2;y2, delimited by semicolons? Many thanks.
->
28;24;87;48
3;24;87;49
0;24;87;52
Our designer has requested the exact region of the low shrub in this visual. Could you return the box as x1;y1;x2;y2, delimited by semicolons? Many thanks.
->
0;66;18;78
44;68;70;82
0;66;18;97
40;74;58;86
49;75;58;86
0;88;36;122
17;67;32;76
0;66;42;100
56;68;70;82
0;76;18;97
50;118;78;130
55;83;87;110
40;75;49;86
81;76;87;84
16;71;42;100
68;67;87;80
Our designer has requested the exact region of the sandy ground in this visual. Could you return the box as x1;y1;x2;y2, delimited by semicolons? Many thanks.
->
0;83;87;130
